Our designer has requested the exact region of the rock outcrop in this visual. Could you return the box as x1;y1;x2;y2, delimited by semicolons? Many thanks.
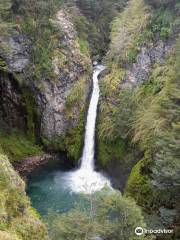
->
13;154;56;176
0;6;91;158
38;10;91;140
0;29;31;73
122;40;174;88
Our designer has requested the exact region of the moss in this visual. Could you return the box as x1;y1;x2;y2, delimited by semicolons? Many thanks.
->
22;88;37;141
100;64;125;96
65;75;89;110
0;130;43;163
77;38;90;55
0;1;12;23
125;159;151;201
43;109;86;163
0;57;8;72
125;156;172;213
63;75;90;161
96;66;133;167
42;114;85;163
0;151;48;239
97;138;126;167
65;110;86;161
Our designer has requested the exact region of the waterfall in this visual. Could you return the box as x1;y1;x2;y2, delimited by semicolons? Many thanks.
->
67;65;111;194
80;65;105;170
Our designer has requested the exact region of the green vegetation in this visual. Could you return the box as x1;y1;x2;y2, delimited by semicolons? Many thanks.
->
97;0;179;233
126;42;180;211
108;0;151;64
15;0;64;81
0;148;47;240
0;57;8;72
108;0;178;64
0;0;179;238
42;75;89;162
61;75;90;161
64;111;86;161
46;190;153;240
97;0;152;163
71;0;127;57
0;130;43;162
97;66;133;167
22;87;38;141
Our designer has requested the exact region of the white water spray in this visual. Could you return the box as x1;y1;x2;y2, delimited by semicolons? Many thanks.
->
67;65;111;193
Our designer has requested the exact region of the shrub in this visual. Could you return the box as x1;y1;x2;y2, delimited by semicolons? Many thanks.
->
46;190;153;240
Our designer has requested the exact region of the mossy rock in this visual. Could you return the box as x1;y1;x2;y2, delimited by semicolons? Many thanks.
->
0;57;8;72
0;151;48;239
96;138;126;167
125;157;172;213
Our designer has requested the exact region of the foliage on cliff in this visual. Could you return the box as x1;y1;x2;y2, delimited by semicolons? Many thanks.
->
97;0;180;233
126;41;180;211
0;0;92;161
97;0;152;167
0;147;48;240
108;0;151;63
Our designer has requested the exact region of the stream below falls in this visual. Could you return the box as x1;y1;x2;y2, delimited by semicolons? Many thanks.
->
27;65;112;216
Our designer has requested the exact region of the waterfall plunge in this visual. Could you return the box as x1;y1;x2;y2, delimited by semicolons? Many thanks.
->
81;65;104;170
67;65;111;194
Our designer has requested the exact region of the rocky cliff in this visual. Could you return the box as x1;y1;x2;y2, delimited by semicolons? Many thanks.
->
0;1;91;162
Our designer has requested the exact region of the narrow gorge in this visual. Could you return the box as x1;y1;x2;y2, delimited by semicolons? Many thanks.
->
0;0;179;240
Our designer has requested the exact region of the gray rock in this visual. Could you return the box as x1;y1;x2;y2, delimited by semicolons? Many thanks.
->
159;207;177;225
36;10;91;140
0;29;31;73
123;40;173;88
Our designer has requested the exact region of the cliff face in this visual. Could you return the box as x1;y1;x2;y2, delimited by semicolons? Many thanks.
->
38;9;91;142
122;40;173;88
0;1;91;161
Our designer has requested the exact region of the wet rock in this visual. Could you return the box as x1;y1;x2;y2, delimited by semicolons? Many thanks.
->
0;72;26;131
13;154;56;176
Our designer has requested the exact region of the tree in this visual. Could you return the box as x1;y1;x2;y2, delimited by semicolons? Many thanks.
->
46;190;153;240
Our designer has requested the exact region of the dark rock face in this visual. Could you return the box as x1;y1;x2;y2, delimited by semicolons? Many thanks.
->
0;72;26;131
0;28;31;131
